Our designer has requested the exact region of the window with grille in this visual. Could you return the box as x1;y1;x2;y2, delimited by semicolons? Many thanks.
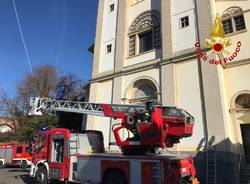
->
222;7;246;35
154;25;161;48
234;15;246;31
180;16;189;29
139;31;153;53
129;35;136;56
106;44;112;54
128;10;161;56
222;19;233;34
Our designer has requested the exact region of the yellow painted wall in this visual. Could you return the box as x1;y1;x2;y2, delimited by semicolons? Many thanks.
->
175;59;204;151
129;0;143;6
87;80;113;148
223;63;250;146
224;64;250;107
209;1;250;152
217;65;233;142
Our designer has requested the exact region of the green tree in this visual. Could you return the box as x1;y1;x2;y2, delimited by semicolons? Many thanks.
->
17;115;59;142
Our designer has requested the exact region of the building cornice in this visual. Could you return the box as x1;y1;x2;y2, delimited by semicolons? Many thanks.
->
90;58;160;83
225;58;250;68
161;51;197;65
161;47;210;65
90;48;212;83
90;45;250;83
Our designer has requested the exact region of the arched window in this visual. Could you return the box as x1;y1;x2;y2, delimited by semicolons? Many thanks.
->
128;10;161;56
128;79;158;104
134;85;156;99
235;94;250;109
222;7;246;35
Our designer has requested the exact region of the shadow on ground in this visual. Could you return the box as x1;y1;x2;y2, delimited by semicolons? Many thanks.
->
8;169;29;173
19;174;33;184
7;168;70;184
7;168;32;184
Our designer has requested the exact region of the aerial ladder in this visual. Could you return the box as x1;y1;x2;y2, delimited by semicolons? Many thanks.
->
29;97;194;154
28;97;199;184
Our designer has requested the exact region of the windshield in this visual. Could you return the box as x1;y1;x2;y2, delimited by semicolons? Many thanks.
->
35;134;46;154
26;133;47;155
16;146;22;154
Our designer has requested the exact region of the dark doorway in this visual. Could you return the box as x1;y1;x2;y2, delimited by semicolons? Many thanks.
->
241;124;250;163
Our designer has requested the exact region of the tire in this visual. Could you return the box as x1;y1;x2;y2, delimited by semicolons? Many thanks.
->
179;176;192;184
35;166;48;184
103;170;127;184
21;160;28;169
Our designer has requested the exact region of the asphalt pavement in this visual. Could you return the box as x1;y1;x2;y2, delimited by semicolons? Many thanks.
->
0;168;32;184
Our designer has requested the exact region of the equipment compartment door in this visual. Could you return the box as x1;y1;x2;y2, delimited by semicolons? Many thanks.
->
241;124;250;163
49;135;70;180
5;148;13;164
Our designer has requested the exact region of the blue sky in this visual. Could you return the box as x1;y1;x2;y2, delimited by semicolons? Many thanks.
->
0;0;98;96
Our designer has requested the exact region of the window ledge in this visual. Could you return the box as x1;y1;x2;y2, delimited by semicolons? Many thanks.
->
127;48;160;59
229;108;250;113
225;57;250;68
225;29;247;37
130;0;144;7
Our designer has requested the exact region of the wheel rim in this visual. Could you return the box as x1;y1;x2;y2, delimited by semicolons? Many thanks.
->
37;172;45;182
21;161;27;168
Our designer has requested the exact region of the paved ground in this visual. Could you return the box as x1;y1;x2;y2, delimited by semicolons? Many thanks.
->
0;168;32;184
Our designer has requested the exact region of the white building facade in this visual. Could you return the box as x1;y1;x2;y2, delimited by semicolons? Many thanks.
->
87;0;250;183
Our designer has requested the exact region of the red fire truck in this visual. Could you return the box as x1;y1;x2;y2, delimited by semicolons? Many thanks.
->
12;143;32;168
28;97;199;184
0;143;32;168
0;143;14;167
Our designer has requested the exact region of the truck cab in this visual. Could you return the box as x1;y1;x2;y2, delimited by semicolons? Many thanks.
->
12;144;32;168
29;128;104;183
29;128;198;184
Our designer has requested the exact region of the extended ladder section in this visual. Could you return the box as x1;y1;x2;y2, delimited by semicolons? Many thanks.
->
29;97;194;123
29;97;145;117
29;97;104;116
29;97;194;150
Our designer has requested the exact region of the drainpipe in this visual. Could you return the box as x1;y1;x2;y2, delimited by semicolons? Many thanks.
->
159;58;163;105
193;0;210;183
193;0;209;149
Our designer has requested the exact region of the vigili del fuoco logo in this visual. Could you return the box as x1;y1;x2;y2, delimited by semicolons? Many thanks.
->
195;13;241;65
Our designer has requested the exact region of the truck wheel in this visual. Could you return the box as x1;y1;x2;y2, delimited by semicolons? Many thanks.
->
21;160;28;169
35;166;48;184
103;170;127;184
179;177;192;184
